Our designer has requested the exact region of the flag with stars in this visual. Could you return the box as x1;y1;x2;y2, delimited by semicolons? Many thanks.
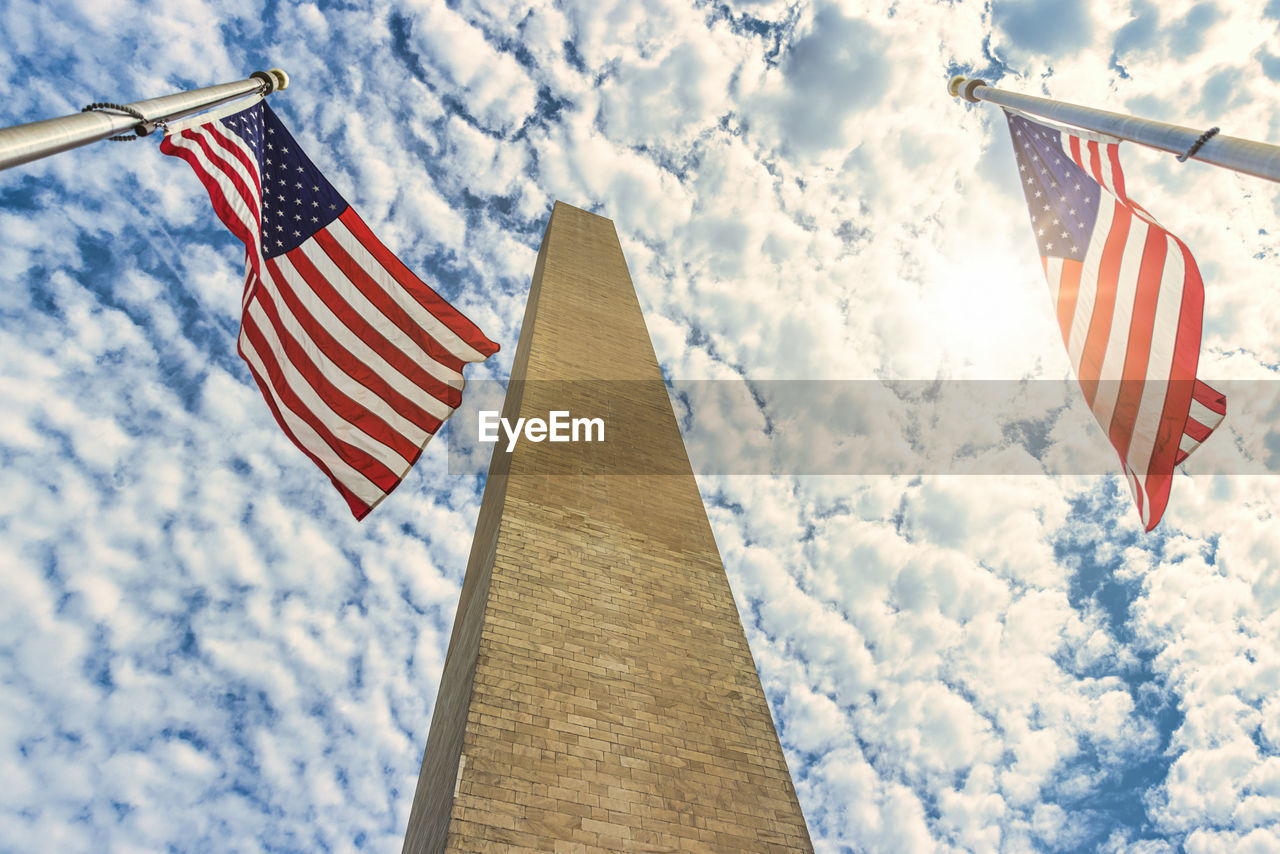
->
1003;108;1225;530
160;99;499;519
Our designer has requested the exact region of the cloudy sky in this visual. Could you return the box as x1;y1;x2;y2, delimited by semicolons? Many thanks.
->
3;0;1280;851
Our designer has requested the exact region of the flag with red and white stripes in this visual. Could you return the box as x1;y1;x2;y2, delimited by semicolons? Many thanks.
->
1004;108;1224;530
160;100;499;519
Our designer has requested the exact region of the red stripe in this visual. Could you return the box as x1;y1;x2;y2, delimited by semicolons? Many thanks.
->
240;314;400;493
1069;135;1085;170
1078;202;1132;407
1054;260;1083;347
339;209;499;359
1193;379;1226;414
1174;449;1189;465
161;131;259;255
313;228;466;373
280;247;464;409
249;279;420;462
204;122;262;200
1085;140;1108;189
164;128;270;311
1183;416;1211;442
1139;238;1205;531
1106;143;1127;202
1107;227;1169;459
185;129;262;244
260;257;447;435
235;302;373;520
1127;466;1146;522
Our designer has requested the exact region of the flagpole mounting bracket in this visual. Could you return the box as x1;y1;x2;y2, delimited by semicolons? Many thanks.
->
1176;126;1220;162
79;102;167;140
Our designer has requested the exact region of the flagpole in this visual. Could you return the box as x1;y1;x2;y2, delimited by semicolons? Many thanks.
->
948;75;1280;184
0;68;289;172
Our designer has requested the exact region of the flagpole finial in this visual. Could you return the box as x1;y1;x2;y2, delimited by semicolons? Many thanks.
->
947;75;987;103
251;68;290;94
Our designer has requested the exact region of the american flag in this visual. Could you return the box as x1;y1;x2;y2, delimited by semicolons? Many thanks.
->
1004;108;1225;530
160;100;499;519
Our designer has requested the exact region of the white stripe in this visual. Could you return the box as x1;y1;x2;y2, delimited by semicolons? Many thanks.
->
238;333;385;508
1123;238;1184;476
1124;465;1150;528
296;239;466;390
267;254;456;421
1189;398;1225;430
244;302;413;472
1179;433;1200;455
327;219;489;363
247;273;430;447
166;129;263;260
1096;144;1115;197
1044;256;1064;306
1090;216;1151;435
1066;196;1117;371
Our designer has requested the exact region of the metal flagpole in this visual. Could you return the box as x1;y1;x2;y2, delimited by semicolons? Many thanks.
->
0;68;289;172
948;75;1280;184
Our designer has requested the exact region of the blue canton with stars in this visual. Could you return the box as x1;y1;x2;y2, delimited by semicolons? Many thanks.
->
1006;112;1101;261
219;102;349;259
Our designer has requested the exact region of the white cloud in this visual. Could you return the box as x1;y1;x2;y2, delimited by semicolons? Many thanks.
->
2;0;1279;850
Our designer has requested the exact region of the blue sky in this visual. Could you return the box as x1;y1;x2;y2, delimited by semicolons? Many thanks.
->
2;0;1280;851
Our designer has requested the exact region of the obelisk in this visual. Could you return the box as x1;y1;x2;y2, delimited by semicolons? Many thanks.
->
402;201;813;852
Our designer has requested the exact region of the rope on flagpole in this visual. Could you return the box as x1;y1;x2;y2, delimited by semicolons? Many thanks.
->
947;75;1280;183
1177;126;1220;162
